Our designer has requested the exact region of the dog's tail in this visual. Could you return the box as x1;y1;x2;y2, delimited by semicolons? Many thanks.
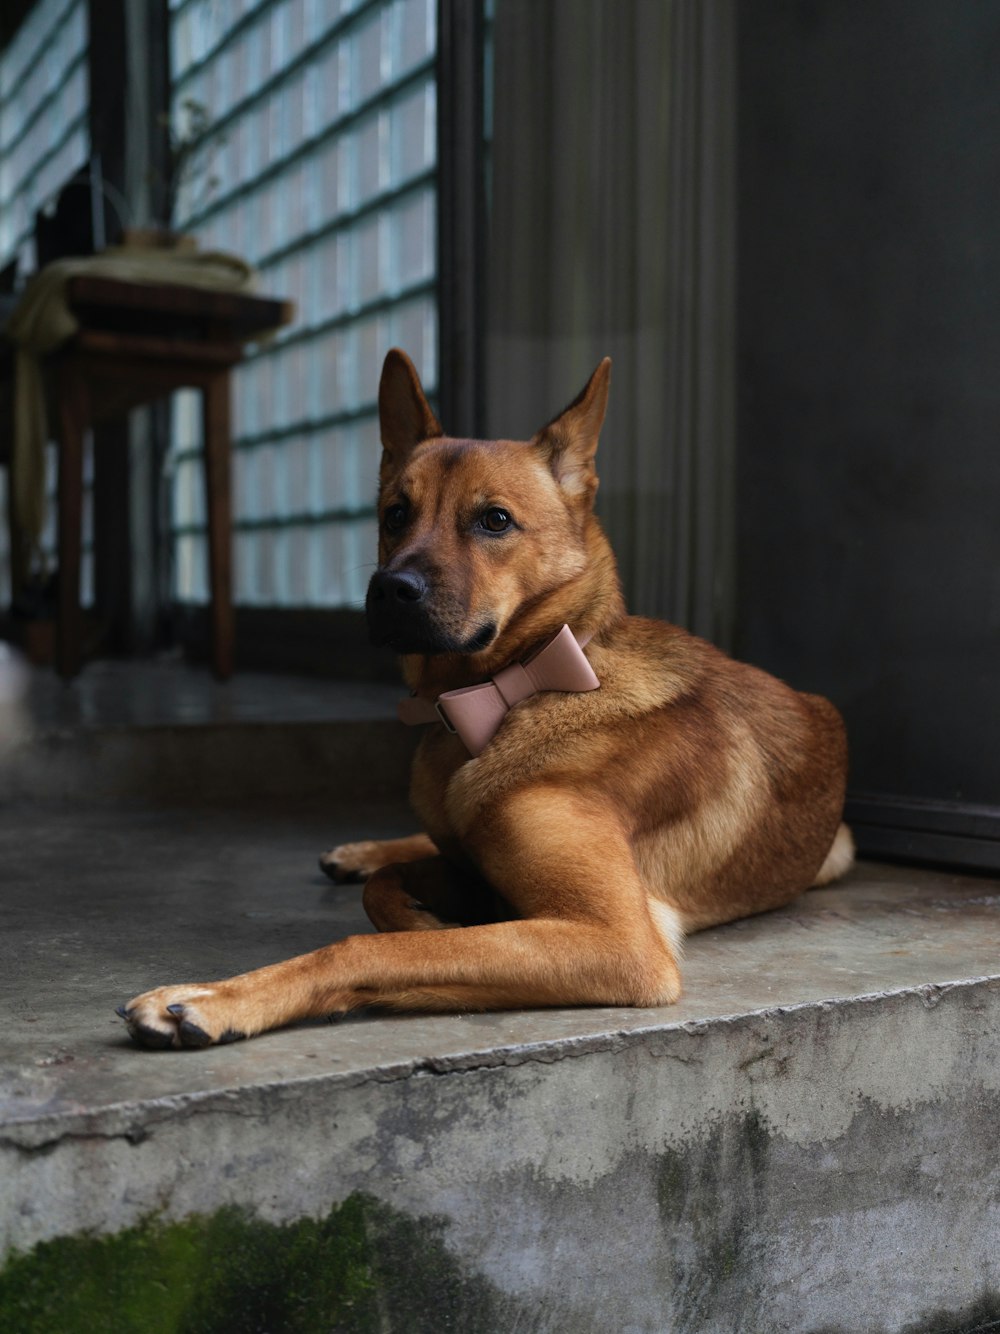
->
810;822;856;887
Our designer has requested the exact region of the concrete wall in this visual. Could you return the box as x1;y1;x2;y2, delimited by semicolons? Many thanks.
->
4;980;1000;1332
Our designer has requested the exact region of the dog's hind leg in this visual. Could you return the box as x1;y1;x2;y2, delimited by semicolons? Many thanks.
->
319;832;437;883
362;855;510;933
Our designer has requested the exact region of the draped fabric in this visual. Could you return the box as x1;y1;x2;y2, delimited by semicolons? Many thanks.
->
486;0;737;645
5;246;257;566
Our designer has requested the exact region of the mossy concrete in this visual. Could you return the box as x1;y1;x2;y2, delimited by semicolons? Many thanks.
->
0;1194;516;1334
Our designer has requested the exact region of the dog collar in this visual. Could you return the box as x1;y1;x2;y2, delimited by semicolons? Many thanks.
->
398;624;599;756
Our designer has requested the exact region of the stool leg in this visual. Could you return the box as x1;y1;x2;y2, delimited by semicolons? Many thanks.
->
56;368;88;680
201;373;234;679
6;457;29;608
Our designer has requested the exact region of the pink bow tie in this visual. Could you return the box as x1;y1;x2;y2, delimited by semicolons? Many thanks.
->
398;624;600;756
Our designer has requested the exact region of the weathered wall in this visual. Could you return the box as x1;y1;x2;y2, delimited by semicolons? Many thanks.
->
4;980;1000;1332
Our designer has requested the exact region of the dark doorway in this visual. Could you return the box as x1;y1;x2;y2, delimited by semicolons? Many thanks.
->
737;0;1000;868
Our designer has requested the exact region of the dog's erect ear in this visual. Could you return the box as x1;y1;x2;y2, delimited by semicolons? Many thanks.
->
533;358;611;501
378;349;443;464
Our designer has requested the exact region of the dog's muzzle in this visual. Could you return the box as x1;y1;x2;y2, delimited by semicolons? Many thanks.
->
366;568;430;648
366;570;495;655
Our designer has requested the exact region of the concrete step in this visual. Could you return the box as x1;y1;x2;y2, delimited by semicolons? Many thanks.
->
2;798;1000;1332
1;659;415;804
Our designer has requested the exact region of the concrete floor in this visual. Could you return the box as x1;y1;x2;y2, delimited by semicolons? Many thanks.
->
4;662;1000;1330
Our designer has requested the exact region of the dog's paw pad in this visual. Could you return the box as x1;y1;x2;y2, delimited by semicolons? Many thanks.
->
125;1018;175;1050
162;1003;212;1048
179;1019;214;1048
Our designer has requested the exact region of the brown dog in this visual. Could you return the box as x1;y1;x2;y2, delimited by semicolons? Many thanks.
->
119;350;851;1049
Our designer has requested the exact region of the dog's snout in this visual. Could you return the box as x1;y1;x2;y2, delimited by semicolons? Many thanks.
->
366;568;444;649
369;570;427;604
366;566;474;653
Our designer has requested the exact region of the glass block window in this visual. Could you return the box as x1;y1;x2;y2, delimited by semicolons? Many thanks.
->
0;0;89;272
0;0;91;610
168;0;438;609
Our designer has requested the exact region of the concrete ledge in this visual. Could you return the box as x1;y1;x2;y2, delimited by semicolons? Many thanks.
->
2;664;415;804
3;802;1000;1331
1;717;417;804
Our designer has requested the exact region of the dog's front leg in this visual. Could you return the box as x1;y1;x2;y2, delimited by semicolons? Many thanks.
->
120;907;678;1049
319;832;437;883
120;790;682;1049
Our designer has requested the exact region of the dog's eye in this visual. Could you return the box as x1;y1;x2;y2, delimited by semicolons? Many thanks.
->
480;507;513;534
383;503;408;533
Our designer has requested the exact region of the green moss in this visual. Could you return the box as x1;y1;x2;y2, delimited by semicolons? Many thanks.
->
0;1193;507;1334
655;1107;773;1303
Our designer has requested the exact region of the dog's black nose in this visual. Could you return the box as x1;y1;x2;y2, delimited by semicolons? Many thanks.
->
368;569;427;604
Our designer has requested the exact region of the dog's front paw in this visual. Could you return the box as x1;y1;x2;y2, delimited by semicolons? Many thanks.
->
319;840;386;883
116;984;247;1050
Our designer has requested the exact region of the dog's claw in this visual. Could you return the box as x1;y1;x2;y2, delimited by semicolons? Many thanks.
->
166;1003;185;1016
115;1005;131;1019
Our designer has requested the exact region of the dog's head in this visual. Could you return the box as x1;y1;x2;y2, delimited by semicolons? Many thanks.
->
367;349;618;664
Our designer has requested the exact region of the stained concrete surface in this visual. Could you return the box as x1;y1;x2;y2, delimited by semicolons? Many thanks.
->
3;794;1000;1331
0;800;999;1121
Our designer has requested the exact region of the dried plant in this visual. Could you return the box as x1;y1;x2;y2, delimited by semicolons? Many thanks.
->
157;97;227;225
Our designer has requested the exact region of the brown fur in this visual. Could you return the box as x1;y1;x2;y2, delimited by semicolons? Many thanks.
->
120;351;850;1049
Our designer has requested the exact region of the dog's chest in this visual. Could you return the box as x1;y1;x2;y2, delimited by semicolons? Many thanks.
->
410;729;472;843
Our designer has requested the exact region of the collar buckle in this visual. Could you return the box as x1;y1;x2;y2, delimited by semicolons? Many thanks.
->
434;699;458;733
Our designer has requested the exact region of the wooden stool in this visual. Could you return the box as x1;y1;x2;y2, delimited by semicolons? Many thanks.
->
9;276;293;679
